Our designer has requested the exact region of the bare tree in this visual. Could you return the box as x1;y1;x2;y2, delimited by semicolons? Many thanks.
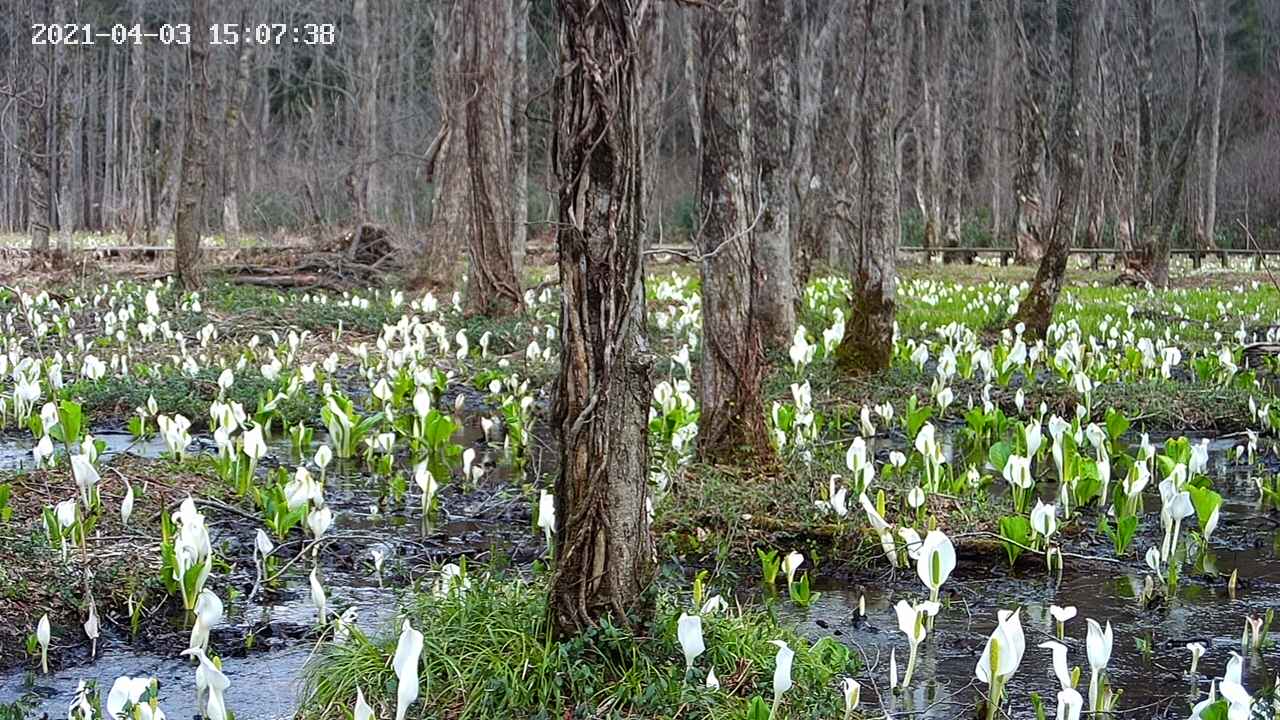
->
549;0;654;635
173;0;210;289
697;0;773;463
1015;0;1100;338
834;0;900;374
1201;1;1226;261
52;0;75;259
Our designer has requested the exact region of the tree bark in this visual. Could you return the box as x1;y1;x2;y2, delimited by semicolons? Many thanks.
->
697;0;773;464
912;0;949;264
173;0;210;289
1203;2;1225;262
1129;0;1207;287
1011;0;1046;265
511;0;530;277
346;0;380;224
25;95;52;253
222;23;252;249
549;0;655;636
751;0;796;350
52;0;74;259
682;8;703;154
1014;0;1099;338
835;0;900;374
791;0;838;285
412;2;469;292
462;0;522;316
639;2;669;244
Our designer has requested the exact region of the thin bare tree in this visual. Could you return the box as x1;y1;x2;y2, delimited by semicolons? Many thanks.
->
173;0;211;289
1015;0;1101;337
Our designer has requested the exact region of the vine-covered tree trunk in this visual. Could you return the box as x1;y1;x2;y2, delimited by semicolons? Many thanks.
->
1014;0;1098;338
697;0;773;463
549;0;655;636
751;0;796;350
173;0;209;289
462;0;521;317
835;0;899;374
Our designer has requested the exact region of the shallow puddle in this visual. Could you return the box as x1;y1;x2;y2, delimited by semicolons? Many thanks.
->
782;438;1280;719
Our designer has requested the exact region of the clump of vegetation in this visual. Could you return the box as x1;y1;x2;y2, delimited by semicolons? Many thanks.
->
304;570;857;719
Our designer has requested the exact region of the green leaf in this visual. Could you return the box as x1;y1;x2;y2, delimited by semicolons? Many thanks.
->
998;515;1032;566
745;696;771;720
1102;515;1139;556
57;399;83;446
988;441;1013;472
1188;485;1222;531
1104;408;1130;443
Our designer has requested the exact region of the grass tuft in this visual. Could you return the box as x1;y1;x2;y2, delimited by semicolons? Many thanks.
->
302;571;857;719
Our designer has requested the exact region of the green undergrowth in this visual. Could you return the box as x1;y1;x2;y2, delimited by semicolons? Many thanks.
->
656;461;879;574
763;349;1268;434
202;282;400;335
62;365;323;431
302;571;857;720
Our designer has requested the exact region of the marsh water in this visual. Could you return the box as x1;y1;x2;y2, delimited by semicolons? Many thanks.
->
1;426;1276;719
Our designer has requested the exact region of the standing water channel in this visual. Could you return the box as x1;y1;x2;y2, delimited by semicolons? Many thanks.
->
1;423;1276;718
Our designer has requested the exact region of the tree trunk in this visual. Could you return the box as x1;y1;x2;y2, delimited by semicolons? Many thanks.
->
1014;0;1098;339
1130;0;1207;287
1203;2;1225;261
511;0;530;277
25;98;52;253
52;0;74;259
173;0;210;289
549;0;655;636
222;27;252;249
639;3;669;244
791;1;837;285
462;0;522;316
1011;0;1046;265
835;0;900;374
128;0;149;241
682;8;703;154
697;0;773;463
346;0;380;224
412;2;470;292
752;0;796;350
1130;0;1157;275
154;116;184;243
